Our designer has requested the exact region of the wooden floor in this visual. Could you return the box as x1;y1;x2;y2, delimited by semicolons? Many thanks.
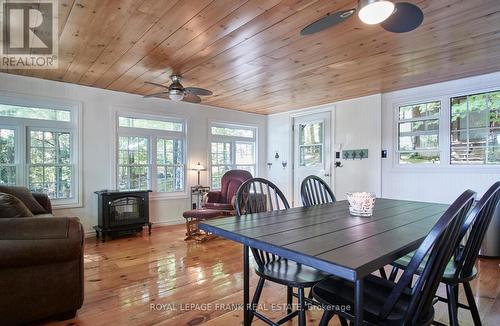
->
46;224;499;326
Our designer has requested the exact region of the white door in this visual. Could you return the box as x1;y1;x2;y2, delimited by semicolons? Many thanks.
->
293;112;332;206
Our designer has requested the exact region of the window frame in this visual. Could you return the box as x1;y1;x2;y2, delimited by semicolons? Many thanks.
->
391;85;500;172
449;90;500;165
115;111;188;199
0;92;82;208
395;100;442;166
208;121;258;189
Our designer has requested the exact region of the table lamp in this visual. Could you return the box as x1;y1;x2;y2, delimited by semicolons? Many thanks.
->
191;162;207;186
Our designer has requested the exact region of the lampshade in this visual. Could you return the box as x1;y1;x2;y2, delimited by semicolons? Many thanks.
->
191;162;206;171
358;0;395;25
169;91;185;102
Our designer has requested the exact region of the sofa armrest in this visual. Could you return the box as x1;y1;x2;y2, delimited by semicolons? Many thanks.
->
0;217;83;268
32;192;52;214
204;191;222;204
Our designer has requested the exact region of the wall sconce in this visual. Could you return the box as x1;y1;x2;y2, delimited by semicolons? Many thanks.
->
274;151;280;159
281;161;287;169
267;162;273;169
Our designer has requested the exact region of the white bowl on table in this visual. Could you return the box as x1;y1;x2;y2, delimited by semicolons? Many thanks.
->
346;192;376;217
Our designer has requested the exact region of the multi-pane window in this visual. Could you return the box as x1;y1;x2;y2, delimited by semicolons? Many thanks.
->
397;101;441;164
117;115;186;193
209;123;256;189
0;102;78;204
451;90;500;165
118;136;149;191
28;130;73;199
299;122;323;166
0;128;16;185
157;138;184;192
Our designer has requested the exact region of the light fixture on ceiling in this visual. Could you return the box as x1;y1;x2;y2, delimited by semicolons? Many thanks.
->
358;0;395;25
169;90;185;102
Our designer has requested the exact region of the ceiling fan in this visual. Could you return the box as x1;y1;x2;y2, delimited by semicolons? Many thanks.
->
143;75;213;103
300;0;424;35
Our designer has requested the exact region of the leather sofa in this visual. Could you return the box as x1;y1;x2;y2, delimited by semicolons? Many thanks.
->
0;190;84;325
203;169;253;213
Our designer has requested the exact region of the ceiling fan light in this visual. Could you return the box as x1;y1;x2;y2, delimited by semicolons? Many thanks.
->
358;0;395;25
169;91;184;102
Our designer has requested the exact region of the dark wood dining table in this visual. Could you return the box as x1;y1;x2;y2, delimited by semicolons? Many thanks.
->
199;198;448;326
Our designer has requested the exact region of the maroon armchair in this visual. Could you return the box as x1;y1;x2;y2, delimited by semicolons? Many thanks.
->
203;170;253;213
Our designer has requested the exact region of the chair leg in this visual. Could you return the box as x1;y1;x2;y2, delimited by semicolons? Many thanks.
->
463;282;482;326
389;266;399;281
379;267;388;279
446;284;459;326
249;277;265;324
298;287;306;326
319;310;333;326
339;316;349;326
287;286;293;314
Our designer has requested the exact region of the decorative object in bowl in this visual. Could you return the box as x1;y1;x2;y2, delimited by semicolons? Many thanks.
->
346;192;376;217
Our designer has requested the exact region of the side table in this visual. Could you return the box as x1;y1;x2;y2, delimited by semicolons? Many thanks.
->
191;185;210;209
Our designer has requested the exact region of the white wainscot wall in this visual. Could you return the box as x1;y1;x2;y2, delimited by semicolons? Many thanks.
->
0;73;267;235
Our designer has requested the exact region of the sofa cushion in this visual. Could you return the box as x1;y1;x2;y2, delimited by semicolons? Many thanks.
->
0;193;34;218
0;186;47;214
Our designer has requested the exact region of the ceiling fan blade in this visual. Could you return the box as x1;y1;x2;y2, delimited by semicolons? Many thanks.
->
300;9;356;35
381;2;424;33
185;87;213;96
143;92;168;98
183;93;201;103
144;81;170;89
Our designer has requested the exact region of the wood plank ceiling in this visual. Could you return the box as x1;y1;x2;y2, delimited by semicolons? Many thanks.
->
4;0;500;115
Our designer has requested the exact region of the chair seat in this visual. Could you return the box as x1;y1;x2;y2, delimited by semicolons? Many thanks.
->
392;252;478;283
203;202;234;211
312;274;434;326
255;259;329;288
182;209;222;220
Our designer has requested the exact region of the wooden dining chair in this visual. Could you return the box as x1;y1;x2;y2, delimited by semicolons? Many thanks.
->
235;177;329;326
300;175;336;207
312;189;476;326
389;181;500;326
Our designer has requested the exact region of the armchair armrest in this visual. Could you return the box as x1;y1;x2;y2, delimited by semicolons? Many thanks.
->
204;191;222;204
32;192;52;214
0;217;83;268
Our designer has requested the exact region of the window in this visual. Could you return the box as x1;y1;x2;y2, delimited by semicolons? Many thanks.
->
28;130;73;199
397;101;441;164
117;114;186;194
0;101;79;205
209;123;257;189
451;90;500;165
118;136;149;191
0;128;16;185
298;121;323;166
0;104;70;121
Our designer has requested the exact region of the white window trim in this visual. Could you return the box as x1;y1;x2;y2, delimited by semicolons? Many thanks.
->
389;85;500;173
0;91;82;208
208;120;258;189
394;98;444;168
111;108;189;200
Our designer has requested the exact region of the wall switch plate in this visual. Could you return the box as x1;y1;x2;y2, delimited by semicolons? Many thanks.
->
335;151;340;159
381;150;387;158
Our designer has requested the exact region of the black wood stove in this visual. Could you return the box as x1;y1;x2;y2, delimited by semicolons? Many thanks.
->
94;190;152;242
